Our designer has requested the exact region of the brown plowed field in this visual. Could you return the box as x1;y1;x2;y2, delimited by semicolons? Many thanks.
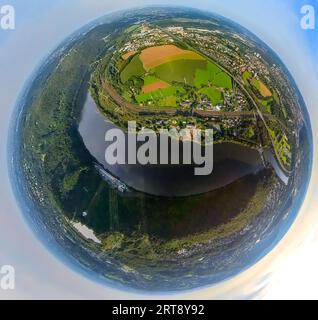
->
142;80;170;93
139;45;204;70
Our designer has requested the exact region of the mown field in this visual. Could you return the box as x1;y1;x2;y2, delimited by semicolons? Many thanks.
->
154;59;207;86
136;85;185;106
199;87;222;105
194;62;232;89
120;55;145;83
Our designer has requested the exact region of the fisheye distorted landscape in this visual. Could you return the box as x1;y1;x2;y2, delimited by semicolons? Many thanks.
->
10;7;312;291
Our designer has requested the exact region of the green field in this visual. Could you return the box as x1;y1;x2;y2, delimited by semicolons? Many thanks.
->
153;59;207;86
158;95;178;107
251;78;261;90
260;99;272;114
143;75;159;85
268;129;291;166
120;55;145;83
136;85;185;106
199;87;222;105
195;62;232;89
243;70;252;83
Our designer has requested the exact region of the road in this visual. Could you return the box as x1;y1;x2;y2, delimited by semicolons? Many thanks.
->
100;25;291;174
102;81;282;122
162;26;291;174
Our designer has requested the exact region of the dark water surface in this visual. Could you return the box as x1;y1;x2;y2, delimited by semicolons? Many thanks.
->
78;93;265;196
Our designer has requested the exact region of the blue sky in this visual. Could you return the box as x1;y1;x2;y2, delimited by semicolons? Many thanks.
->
1;0;318;299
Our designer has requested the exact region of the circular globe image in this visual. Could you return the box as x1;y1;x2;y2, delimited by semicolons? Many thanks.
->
9;7;312;291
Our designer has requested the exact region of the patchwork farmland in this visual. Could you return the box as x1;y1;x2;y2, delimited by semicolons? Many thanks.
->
90;23;293;173
119;44;232;108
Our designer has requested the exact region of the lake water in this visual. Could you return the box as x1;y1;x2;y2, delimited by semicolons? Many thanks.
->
78;93;273;197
